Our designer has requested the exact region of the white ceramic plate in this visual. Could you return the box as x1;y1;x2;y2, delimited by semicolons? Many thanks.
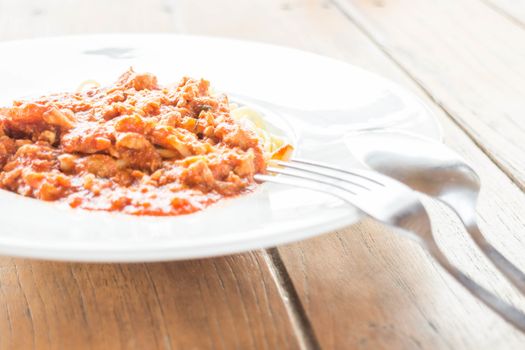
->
0;34;441;262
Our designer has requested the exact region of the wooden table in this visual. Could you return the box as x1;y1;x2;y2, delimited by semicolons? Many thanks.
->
2;0;525;348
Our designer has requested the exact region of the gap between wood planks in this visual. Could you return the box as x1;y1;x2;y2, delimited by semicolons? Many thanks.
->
329;0;525;194
262;248;321;350
255;1;525;347
480;0;525;31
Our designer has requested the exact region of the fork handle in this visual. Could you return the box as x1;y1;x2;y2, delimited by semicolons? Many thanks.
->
425;239;525;332
466;222;525;294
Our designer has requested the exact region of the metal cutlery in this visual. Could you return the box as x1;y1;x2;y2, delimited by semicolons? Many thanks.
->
256;159;525;332
345;131;525;294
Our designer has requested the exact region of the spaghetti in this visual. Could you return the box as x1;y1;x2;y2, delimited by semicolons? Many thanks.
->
0;69;292;216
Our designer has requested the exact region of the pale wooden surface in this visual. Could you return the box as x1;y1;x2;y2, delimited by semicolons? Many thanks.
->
483;0;525;25
333;0;525;190
0;253;301;350
1;0;525;349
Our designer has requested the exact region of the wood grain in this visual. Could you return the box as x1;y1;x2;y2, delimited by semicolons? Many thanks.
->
482;0;525;26
0;1;303;349
332;0;525;191
168;0;525;348
1;0;525;349
0;253;300;350
0;0;175;40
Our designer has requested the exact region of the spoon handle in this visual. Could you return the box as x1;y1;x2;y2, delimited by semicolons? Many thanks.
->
466;222;525;294
424;238;525;332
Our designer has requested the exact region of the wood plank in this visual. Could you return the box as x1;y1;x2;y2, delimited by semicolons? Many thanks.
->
331;0;525;190
2;0;525;349
0;253;300;350
0;0;175;40
482;0;525;26
0;1;303;349
169;0;525;348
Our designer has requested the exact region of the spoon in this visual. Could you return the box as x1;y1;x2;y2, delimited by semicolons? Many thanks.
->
346;130;525;294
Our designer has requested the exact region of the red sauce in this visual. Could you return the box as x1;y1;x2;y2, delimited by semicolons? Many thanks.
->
0;69;266;216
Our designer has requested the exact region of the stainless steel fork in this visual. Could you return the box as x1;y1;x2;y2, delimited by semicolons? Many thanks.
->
345;131;525;295
255;159;525;332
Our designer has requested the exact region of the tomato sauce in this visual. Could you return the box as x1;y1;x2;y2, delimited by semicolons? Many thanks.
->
0;69;266;216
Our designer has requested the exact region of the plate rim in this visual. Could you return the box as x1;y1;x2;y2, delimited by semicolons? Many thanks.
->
0;33;442;261
0;32;443;141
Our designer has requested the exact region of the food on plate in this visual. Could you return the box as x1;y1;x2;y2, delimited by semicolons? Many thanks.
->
0;69;292;216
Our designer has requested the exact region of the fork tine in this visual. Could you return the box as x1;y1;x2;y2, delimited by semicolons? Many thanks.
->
257;165;525;333
271;162;371;190
282;158;385;186
267;166;365;194
254;174;352;202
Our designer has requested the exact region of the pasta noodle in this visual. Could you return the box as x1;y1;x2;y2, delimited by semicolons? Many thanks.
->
0;69;293;216
230;104;293;161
